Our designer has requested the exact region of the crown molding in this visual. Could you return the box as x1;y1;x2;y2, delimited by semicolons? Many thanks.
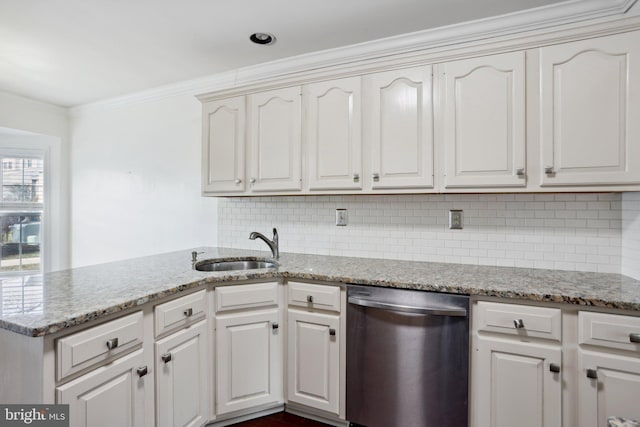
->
71;0;638;115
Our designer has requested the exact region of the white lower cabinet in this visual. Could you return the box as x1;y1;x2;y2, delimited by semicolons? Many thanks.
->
57;349;150;427
287;309;340;414
155;320;210;427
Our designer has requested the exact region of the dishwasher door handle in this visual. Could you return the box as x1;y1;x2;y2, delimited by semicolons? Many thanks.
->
348;296;467;317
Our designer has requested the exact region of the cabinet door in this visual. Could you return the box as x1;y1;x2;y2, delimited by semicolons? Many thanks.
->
304;77;362;190
366;66;434;189
578;350;640;427
474;337;561;427
156;321;210;427
287;309;340;414
201;97;245;193
540;31;640;186
442;51;526;188
248;87;302;192
216;308;282;415
57;350;149;427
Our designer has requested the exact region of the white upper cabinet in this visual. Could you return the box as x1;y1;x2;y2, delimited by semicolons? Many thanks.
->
304;77;362;190
441;51;527;188
247;86;302;192
201;97;246;194
365;66;435;190
539;31;640;186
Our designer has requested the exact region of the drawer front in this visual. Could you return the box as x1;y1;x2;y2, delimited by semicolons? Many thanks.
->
155;289;207;337
579;311;640;352
288;282;341;313
215;282;279;313
477;301;561;341
57;311;144;381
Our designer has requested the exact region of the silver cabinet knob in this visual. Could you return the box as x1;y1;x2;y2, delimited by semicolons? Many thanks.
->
544;166;554;175
372;173;380;182
307;295;314;303
586;369;598;379
249;178;256;184
352;173;359;183
513;319;525;329
234;179;242;185
183;308;193;317
516;168;525;177
106;338;119;350
161;353;172;364
630;333;640;343
549;363;560;373
137;366;148;377
329;328;336;337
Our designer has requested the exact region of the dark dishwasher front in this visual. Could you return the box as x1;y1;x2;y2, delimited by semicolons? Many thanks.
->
346;284;469;427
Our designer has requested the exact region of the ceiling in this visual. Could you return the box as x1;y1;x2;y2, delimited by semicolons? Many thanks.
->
0;0;572;107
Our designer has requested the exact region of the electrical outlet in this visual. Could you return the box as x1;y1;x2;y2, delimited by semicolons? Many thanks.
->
449;210;463;229
336;209;348;226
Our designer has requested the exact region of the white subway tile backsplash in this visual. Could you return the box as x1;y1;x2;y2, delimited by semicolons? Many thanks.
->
218;193;633;275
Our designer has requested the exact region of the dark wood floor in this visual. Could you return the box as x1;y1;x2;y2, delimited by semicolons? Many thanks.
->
228;411;332;427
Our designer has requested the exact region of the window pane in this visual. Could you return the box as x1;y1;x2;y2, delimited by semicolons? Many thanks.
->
2;157;44;202
0;274;43;315
0;214;41;272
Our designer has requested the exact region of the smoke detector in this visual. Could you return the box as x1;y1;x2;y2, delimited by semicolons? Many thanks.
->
250;32;276;45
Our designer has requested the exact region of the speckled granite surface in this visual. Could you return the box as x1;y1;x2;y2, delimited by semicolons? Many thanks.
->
2;247;639;337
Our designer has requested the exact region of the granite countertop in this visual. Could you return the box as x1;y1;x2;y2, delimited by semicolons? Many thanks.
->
2;247;640;337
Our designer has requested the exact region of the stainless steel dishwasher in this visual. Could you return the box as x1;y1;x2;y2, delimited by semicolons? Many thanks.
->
346;284;469;427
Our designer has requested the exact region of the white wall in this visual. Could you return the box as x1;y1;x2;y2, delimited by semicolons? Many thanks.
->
622;192;640;280
0;90;70;271
219;193;623;273
70;94;217;267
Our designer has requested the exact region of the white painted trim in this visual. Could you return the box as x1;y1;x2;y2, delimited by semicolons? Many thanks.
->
71;0;637;114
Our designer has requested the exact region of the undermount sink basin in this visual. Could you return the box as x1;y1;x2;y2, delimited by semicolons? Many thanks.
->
194;258;278;272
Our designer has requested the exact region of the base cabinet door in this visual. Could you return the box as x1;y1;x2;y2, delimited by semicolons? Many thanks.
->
578;350;640;426
216;308;283;415
287;309;340;414
474;337;561;427
57;350;149;427
155;321;210;427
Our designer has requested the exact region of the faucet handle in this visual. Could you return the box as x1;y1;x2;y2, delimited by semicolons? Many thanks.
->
272;228;278;241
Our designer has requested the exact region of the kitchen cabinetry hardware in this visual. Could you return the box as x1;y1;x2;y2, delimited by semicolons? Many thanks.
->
544;166;554;175
137;366;148;378
106;338;119;350
586;369;598;379
549;363;561;373
161;353;172;363
516;168;525;176
249;178;256;184
372;173;380;182
329;328;336;336
348;296;467;316
514;319;525;329
630;333;640;343
352;173;359;183
183;308;193;317
234;179;242;185
307;295;314;303
272;322;279;330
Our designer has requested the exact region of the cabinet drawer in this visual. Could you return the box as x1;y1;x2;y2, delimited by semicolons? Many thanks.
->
155;289;207;337
477;301;561;341
215;282;279;313
288;282;341;313
579;311;640;352
57;311;144;381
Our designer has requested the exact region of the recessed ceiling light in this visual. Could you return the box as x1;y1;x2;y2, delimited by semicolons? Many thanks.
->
250;32;276;45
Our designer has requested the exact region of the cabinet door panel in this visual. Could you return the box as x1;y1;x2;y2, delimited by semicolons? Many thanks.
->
305;77;362;190
367;66;434;189
216;309;282;414
579;350;640;427
442;51;526;188
474;337;561;427
202;97;245;193
248;87;302;192
540;31;640;186
156;321;210;427
57;350;148;427
287;309;340;414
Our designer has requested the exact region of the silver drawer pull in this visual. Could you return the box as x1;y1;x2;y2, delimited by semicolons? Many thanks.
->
352;173;359;183
307;295;314;303
137;366;148;378
586;369;598;379
183;308;193;317
106;338;119;350
372;173;380;182
630;333;640;343
161;353;172;363
544;166;554;175
329;328;336;337
516;168;525;177
513;319;525;329
549;363;560;373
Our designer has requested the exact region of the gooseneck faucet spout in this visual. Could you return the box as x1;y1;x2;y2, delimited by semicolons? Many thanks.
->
249;228;279;259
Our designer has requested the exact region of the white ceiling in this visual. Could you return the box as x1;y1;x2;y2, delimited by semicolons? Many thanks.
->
0;0;573;107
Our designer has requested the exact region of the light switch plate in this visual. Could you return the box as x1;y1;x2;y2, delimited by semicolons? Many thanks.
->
336;209;348;226
449;210;463;229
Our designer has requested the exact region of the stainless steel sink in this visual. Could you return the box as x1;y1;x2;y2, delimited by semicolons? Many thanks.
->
194;258;278;272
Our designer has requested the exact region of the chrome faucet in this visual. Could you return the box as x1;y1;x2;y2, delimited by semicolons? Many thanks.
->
249;228;279;259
